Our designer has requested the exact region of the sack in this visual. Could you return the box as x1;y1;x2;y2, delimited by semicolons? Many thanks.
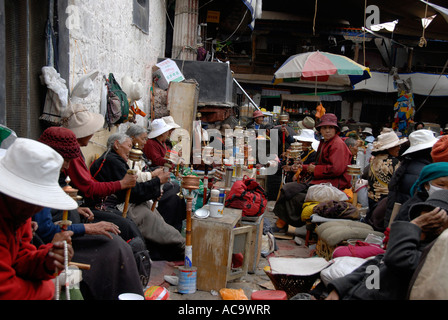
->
320;256;367;286
127;237;151;287
105;73;129;126
305;183;349;203
225;176;267;217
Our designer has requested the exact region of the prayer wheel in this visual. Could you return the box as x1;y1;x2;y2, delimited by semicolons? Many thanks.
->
278;113;289;124
181;175;200;268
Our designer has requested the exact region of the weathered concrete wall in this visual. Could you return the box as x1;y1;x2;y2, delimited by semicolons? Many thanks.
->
63;0;166;164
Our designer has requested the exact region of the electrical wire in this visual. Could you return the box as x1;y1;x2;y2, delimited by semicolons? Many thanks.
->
223;9;248;42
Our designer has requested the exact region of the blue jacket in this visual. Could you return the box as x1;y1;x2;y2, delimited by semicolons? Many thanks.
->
33;208;85;243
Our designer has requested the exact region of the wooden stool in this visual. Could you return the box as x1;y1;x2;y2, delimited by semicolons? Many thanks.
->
192;208;252;291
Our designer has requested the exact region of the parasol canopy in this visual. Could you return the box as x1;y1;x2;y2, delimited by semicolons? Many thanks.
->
273;51;371;88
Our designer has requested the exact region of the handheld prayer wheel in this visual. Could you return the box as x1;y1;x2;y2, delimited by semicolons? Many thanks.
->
347;165;362;207
175;135;183;177
59;177;82;230
181;174;200;268
123;143;143;218
279;113;289;155
290;142;302;152
278;113;289;124
129;143;144;163
202;146;214;206
290;142;303;165
289;149;301;160
347;165;362;176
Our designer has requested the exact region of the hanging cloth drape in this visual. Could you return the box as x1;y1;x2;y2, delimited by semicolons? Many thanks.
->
39;66;69;125
45;0;58;70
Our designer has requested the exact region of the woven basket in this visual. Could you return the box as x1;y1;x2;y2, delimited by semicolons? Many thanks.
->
264;270;320;299
316;239;336;260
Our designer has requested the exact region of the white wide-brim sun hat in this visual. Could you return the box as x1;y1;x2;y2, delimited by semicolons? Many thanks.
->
162;116;181;129
402;129;438;156
293;129;318;143
372;131;408;152
62;103;105;139
148;118;174;139
0;138;78;210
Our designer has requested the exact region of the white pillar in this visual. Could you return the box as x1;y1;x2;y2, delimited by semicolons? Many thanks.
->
172;0;198;61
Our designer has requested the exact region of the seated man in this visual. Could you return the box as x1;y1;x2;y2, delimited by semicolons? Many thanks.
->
0;138;77;300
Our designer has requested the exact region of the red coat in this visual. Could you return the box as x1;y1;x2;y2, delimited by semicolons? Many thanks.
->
65;155;121;199
304;135;353;190
143;138;169;167
0;197;55;300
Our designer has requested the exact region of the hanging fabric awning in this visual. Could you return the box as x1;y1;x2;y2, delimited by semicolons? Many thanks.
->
354;71;448;96
421;0;448;24
241;0;262;30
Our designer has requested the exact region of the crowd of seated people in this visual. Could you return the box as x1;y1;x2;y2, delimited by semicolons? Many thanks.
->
2;106;448;300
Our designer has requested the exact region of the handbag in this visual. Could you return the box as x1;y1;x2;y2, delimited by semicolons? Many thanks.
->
225;176;267;217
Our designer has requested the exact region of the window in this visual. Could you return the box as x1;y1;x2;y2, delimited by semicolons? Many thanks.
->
133;0;149;34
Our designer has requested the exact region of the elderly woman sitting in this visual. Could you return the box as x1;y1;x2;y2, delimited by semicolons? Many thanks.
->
362;131;407;222
90;132;185;261
143;118;173;167
126;124;186;232
382;130;438;230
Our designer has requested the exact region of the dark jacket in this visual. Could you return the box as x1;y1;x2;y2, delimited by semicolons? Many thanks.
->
90;150;161;208
384;156;431;227
394;190;428;222
328;221;427;300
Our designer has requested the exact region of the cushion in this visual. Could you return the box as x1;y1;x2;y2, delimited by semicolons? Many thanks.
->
316;221;383;247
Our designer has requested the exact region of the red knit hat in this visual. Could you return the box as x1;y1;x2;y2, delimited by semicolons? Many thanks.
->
38;126;82;160
431;135;448;162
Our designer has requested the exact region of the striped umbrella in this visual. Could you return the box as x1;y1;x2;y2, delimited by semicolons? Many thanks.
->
273;51;371;87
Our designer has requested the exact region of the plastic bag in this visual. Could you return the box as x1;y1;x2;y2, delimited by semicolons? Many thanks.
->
305;183;349;203
219;288;248;300
320;256;367;286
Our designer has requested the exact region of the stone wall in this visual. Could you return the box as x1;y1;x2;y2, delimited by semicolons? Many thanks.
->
64;0;167;164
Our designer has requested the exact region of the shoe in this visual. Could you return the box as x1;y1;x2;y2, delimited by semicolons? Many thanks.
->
294;236;303;246
271;225;287;234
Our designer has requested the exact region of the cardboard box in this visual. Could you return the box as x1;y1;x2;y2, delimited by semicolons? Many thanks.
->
153;58;185;90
